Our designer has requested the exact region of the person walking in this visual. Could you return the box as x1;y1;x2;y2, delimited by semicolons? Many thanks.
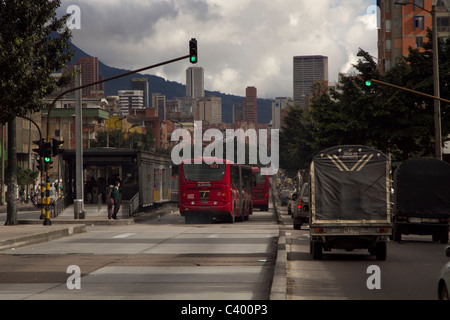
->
111;180;120;220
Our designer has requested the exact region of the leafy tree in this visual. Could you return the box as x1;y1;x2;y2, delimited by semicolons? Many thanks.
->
279;103;315;170
0;1;74;225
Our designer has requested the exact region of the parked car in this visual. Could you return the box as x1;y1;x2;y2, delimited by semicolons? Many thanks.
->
293;183;309;230
438;246;450;300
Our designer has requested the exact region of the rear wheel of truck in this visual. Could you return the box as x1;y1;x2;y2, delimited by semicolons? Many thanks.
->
312;241;323;260
392;224;402;242
440;230;449;244
375;242;387;261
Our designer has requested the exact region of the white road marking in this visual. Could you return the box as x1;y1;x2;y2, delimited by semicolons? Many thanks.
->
113;233;136;239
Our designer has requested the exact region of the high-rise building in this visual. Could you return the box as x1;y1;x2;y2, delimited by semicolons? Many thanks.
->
199;96;222;124
131;78;150;108
186;67;205;98
378;0;450;73
118;90;144;115
293;55;328;107
152;93;167;120
243;86;257;124
65;57;102;98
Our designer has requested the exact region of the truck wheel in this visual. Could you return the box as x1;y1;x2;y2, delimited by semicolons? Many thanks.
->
312;241;323;260
440;230;449;244
392;224;402;242
375;242;387;261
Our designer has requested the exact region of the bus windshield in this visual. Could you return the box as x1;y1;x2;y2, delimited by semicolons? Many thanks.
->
183;163;227;182
255;173;266;184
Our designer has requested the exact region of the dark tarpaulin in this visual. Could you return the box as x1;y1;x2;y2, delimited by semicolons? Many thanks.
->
393;157;450;217
312;145;390;222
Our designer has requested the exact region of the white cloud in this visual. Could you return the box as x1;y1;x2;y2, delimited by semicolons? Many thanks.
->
65;0;378;98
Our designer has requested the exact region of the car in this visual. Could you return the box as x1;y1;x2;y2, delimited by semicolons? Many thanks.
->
438;246;450;300
279;189;290;206
293;182;309;230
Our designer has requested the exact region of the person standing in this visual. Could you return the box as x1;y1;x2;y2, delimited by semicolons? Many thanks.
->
111;181;120;220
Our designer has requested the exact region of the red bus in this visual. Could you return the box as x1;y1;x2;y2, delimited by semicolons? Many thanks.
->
179;157;254;223
252;167;269;211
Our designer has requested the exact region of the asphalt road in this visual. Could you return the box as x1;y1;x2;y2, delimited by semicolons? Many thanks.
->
0;208;279;300
277;203;450;300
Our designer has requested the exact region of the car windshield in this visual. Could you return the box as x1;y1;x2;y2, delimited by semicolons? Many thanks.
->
183;163;226;182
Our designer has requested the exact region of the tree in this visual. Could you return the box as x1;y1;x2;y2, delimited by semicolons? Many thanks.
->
0;1;74;225
279;103;315;170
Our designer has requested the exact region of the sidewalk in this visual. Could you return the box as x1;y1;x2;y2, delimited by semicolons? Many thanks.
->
0;202;175;252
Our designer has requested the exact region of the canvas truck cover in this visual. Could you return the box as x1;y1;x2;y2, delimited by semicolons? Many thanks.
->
311;145;391;223
393;157;450;217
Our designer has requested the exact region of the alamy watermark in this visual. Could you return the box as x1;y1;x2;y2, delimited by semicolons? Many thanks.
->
66;5;81;30
171;121;279;176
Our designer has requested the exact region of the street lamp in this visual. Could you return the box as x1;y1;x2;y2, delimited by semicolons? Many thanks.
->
395;0;442;160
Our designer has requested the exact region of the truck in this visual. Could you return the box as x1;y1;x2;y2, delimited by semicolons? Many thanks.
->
392;157;450;244
309;145;392;260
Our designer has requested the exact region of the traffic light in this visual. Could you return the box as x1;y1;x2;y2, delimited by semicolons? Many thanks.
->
364;66;373;87
42;141;52;165
36;158;45;172
52;138;64;156
189;38;198;64
32;139;45;157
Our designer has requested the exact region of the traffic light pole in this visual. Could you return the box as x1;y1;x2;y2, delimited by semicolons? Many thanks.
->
43;49;193;225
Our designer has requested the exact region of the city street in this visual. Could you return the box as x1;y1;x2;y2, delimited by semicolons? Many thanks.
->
0;208;279;300
277;203;450;300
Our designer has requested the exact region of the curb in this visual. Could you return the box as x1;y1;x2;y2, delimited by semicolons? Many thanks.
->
270;227;287;300
0;224;86;251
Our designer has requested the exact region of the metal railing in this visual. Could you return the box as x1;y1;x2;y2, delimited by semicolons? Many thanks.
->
122;192;140;218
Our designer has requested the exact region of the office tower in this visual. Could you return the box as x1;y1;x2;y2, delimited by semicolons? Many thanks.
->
152;93;167;120
65;56;102;97
199;96;222;124
186;67;205;98
131;78;150;108
243;86;257;124
378;0;450;73
293;55;328;107
118;90;144;115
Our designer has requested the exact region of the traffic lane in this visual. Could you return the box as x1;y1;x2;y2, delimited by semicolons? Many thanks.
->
0;211;279;299
286;227;449;300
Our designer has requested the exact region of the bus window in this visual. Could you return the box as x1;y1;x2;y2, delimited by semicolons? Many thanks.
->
183;163;226;182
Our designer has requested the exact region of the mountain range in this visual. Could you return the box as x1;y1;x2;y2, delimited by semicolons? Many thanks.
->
69;42;273;124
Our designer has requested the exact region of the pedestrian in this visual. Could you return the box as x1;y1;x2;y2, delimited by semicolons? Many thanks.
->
106;185;114;219
111;180;120;220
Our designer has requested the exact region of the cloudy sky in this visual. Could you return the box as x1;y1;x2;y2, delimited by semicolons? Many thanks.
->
60;0;378;99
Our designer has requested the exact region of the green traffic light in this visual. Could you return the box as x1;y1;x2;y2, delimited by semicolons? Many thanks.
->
365;80;372;87
190;55;197;63
44;156;51;163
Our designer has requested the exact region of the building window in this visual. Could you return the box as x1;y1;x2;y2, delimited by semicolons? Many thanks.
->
415;36;424;48
414;16;424;30
414;0;424;9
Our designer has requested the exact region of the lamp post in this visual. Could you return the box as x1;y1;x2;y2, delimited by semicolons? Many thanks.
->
395;0;442;160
